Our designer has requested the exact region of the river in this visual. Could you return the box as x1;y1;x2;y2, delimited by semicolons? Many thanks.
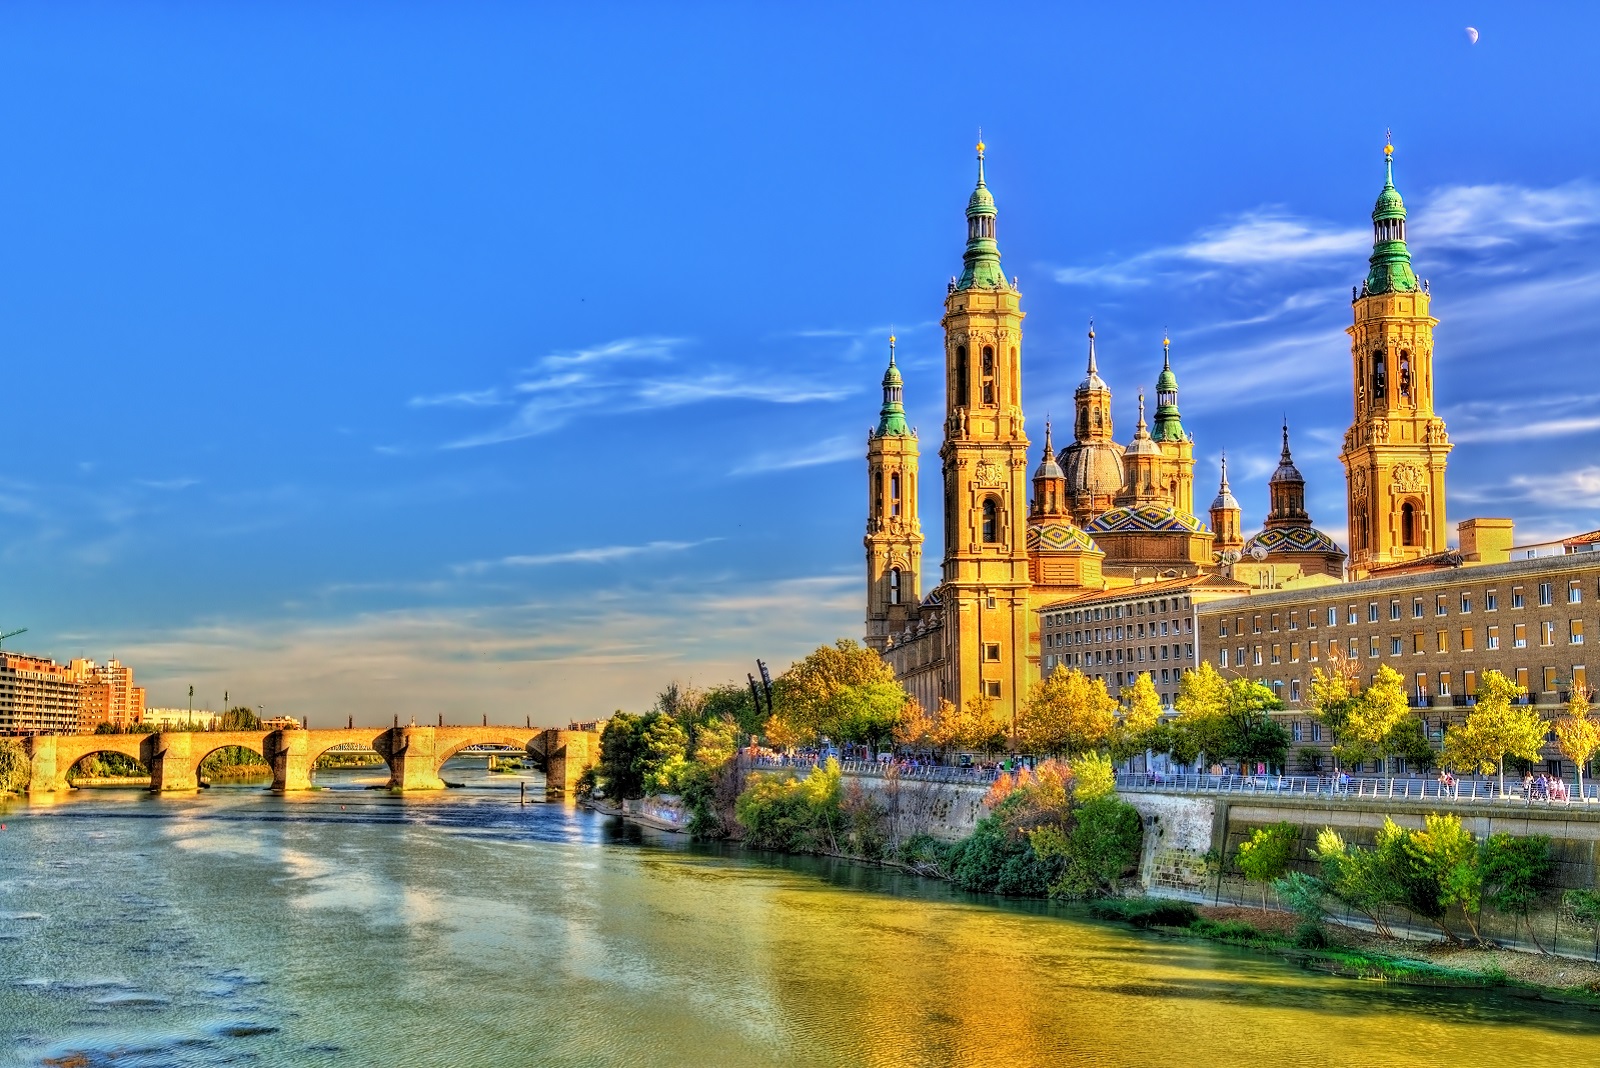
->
3;760;1599;1067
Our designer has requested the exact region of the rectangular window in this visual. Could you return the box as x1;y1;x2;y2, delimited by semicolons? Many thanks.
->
1220;620;1229;637
1370;637;1381;658
1571;583;1584;605
1461;593;1472;614
1311;722;1322;742
1576;666;1588;692
1413;598;1425;619
1369;603;1380;623
1543;666;1560;692
1290;642;1301;663
1513;587;1526;609
1328;607;1337;626
1465;670;1477;695
1515;667;1529;692
1349;637;1360;659
1237;646;1245;665
1415;671;1428;695
1391;637;1403;656
1413;633;1425;655
1514;623;1528;649
1270;644;1282;665
1461;628;1474;652
984;680;1001;698
1487;626;1500;651
1219;649;1229;668
1292;720;1303;742
1541;621;1556;647
1289;611;1299;631
1539;582;1554;607
1291;678;1301;703
1390;600;1401;621
1437;595;1448;617
1486;592;1498;611
1253;616;1262;634
1270;613;1280;633
1573;620;1586;645
1348;607;1359;625
1253;646;1263;666
985;643;1001;661
1439;672;1452;696
1436;630;1448;653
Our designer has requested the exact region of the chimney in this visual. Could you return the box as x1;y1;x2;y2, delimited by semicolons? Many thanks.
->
1458;518;1514;564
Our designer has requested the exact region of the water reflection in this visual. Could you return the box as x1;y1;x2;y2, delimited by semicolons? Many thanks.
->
2;760;1598;1068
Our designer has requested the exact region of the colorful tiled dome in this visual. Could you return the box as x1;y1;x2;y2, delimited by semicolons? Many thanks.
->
1026;522;1104;555
1244;526;1342;555
1086;505;1208;535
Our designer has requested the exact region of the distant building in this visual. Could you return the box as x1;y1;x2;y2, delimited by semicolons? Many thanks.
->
144;707;220;730
260;715;301;731
0;653;85;734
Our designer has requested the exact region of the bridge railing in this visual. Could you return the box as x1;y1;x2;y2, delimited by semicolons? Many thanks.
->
1114;771;1600;805
744;755;999;785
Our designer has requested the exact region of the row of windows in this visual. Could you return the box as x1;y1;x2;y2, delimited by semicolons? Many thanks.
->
1218;620;1588;667
1222;665;1588;702
1056;645;1195;669
1216;580;1595;638
1043;596;1193;629
1048;618;1194;647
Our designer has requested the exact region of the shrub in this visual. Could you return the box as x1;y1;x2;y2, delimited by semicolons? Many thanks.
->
1036;795;1143;899
1236;823;1299;908
733;759;843;854
0;739;29;794
1087;898;1198;929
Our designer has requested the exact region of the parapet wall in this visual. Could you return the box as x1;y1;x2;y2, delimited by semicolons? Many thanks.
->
1122;790;1600;956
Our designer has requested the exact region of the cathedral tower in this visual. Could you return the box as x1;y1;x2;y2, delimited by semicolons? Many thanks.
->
1151;337;1195;518
1060;325;1124;524
864;337;922;651
1209;453;1244;559
1341;139;1452;577
939;139;1031;731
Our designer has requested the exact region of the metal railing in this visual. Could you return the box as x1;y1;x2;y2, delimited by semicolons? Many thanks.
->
745;755;999;785
1115;771;1600;805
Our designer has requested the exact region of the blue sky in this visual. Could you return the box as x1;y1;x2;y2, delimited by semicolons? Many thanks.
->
3;2;1598;724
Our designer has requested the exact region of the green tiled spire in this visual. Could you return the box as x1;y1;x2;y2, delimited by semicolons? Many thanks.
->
1364;137;1420;296
1152;334;1185;442
955;138;1008;291
874;336;909;437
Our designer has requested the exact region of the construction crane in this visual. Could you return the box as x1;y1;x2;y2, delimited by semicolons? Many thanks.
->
0;627;27;649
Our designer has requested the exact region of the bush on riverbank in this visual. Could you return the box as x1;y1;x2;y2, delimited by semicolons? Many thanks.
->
0;738;29;794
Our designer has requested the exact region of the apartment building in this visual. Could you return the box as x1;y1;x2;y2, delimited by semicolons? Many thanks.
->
0;653;87;734
1196;551;1600;776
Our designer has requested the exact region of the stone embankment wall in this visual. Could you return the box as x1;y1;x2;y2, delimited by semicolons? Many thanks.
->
1122;790;1600;957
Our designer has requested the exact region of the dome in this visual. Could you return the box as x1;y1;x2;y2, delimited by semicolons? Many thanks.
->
1034;453;1064;480
1026;522;1104;555
967;183;995;215
1211;486;1239;512
1061;440;1125;499
1244;526;1343;556
1086;504;1208;535
1077;325;1108;393
1270;422;1304;484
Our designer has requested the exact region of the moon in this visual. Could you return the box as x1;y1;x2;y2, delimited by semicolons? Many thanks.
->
1466;26;1479;44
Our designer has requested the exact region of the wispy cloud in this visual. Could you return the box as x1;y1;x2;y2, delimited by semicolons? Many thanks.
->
411;335;854;450
729;434;861;476
452;539;716;575
1446;394;1600;444
1415;180;1600;249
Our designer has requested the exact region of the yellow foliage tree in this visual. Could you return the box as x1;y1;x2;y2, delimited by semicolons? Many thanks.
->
1020;667;1117;757
1554;688;1599;799
892;698;934;749
1442;670;1546;794
1112;671;1164;761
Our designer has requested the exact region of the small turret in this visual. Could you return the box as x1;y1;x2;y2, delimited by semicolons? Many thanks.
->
1210;452;1244;557
1152;335;1185;442
1364;134;1420;296
874;336;910;438
955;137;1007;292
1031;421;1067;518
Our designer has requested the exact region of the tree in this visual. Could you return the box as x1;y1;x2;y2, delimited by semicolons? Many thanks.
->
1236;822;1299;909
0;738;29;794
1553;688;1599;799
1442;670;1546;794
636;713;690;795
1308;649;1364;767
1172;661;1231;767
1385;716;1438;774
218;706;261;731
598;712;647;799
1344;665;1412;761
1033;795;1144;898
1479;832;1553;951
774;639;908;745
1397;813;1482;943
929;697;989;758
1111;672;1164;762
702;682;764;738
653;680;706;727
892;698;934;750
1313;826;1402;939
1224;678;1290;770
1069;751;1116;803
1020;667;1116;756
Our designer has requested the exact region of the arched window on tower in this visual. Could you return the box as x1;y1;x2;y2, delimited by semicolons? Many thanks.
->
955;346;969;409
1398;353;1412;400
981;346;995;405
982;498;999;543
890;472;901;517
888;568;901;605
1372;351;1387;401
1401;501;1419;547
873;470;883;521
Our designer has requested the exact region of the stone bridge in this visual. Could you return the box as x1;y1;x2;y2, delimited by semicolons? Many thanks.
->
21;725;600;799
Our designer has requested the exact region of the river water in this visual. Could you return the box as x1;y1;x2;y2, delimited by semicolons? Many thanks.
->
3;761;1599;1068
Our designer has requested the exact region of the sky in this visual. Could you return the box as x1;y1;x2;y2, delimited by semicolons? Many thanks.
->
2;2;1599;726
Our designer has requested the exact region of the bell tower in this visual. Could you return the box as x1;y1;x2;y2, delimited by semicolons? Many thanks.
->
865;337;922;651
1342;137;1452;577
939;138;1031;733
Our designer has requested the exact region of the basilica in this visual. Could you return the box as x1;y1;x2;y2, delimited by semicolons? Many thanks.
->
865;140;1448;726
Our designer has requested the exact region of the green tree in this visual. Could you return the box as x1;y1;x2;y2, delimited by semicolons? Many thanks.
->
1069;751;1115;803
701;682;763;738
1397;813;1482;943
1236;822;1299;909
928;698;985;758
1273;870;1331;947
1345;665;1412;759
637;713;690;795
1032;795;1144;899
1553;688;1599;799
1385;716;1438;773
0;738;30;794
1308;652;1361;767
653;680;706;727
1224;678;1290;769
734;758;844;853
218;706;261;731
1111;672;1164;762
1442;670;1546;794
1479;832;1554;951
1313;825;1402;939
892;698;935;751
1020;667;1116;756
1172;660;1231;767
598;712;647;799
774;639;908;745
